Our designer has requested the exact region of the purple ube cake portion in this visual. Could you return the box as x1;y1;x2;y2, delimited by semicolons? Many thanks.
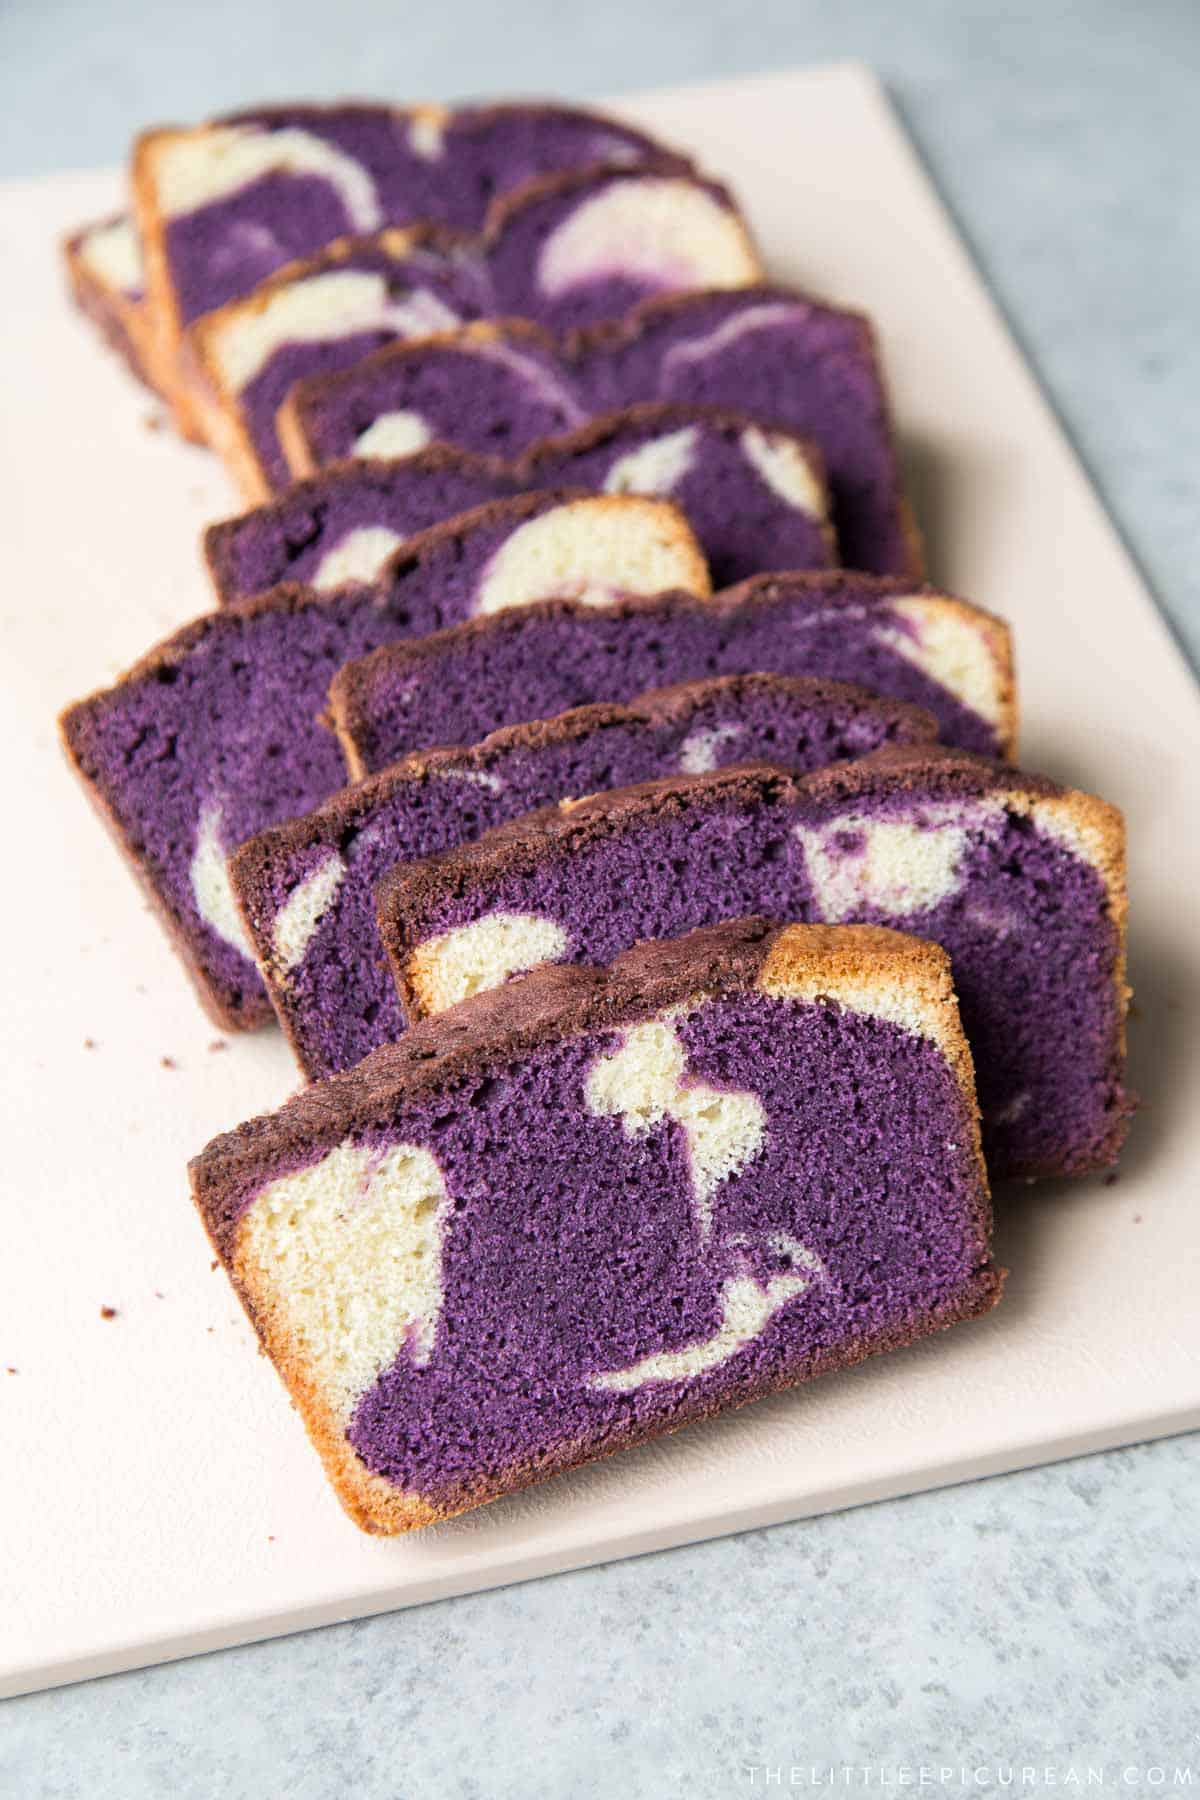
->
187;230;492;494
59;491;709;1028
281;320;588;473
135;102;684;328
331;572;1016;780
205;405;835;602
132;100;687;428
281;289;921;577
189;917;1003;1533
478;164;757;335
377;748;1131;1180
189;167;759;498
231;674;936;1079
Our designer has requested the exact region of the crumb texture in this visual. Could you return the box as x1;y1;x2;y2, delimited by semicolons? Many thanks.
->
200;932;997;1530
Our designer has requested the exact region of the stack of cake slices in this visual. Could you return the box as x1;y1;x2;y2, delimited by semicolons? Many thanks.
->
60;96;1131;1533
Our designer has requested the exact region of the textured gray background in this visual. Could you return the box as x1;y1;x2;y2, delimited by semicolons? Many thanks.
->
2;0;1198;1792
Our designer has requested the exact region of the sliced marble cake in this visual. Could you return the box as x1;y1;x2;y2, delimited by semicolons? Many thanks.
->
331;572;1015;779
189;917;1003;1533
131;100;688;430
377;747;1130;1179
280;292;920;577
205;405;834;601
59;491;707;1029
187;166;760;497
231;674;937;1079
63;215;163;401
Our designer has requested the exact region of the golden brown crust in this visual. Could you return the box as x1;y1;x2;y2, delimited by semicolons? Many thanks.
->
965;598;1019;759
230;1250;442;1533
758;923;986;1218
1021;786;1130;1072
184;1184;439;1531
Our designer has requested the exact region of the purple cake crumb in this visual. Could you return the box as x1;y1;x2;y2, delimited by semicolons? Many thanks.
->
205;404;835;602
331;572;1015;780
138;102;690;328
189;918;1002;1532
58;490;708;1028
189;164;759;495
377;748;1130;1180
282;291;921;576
232;672;937;1078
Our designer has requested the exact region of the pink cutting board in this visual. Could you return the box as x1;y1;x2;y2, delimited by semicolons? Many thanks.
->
3;63;1198;1700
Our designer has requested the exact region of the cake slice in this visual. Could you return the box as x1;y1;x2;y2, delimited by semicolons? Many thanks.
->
186;165;759;497
132;100;687;429
205;404;834;602
280;287;921;577
480;163;758;333
189;917;1003;1533
63;215;161;399
184;228;492;496
376;747;1130;1178
59;492;707;1028
331;573;1016;778
231;674;936;1078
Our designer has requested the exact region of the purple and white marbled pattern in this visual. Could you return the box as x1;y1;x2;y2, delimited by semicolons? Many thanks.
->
380;753;1129;1178
283;290;919;576
332;573;1014;780
190;922;999;1528
205;405;834;601
231;674;936;1078
59;490;708;1028
193;166;759;492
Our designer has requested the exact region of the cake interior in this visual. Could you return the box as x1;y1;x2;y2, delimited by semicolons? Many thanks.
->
335;583;1012;779
207;408;833;604
235;674;935;1077
59;493;707;1026
390;772;1127;1176
204;925;998;1528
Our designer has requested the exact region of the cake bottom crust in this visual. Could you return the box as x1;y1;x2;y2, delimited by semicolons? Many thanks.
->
324;1266;1004;1534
